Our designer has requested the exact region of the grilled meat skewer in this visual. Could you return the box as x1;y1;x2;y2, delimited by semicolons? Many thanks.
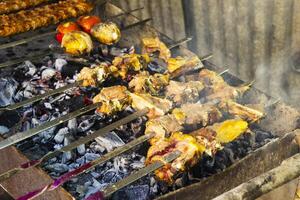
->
146;119;249;183
0;0;51;15
0;0;93;37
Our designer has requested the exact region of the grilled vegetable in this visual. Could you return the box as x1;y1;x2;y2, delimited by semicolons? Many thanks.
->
91;22;121;45
61;31;93;55
56;22;80;43
77;15;101;33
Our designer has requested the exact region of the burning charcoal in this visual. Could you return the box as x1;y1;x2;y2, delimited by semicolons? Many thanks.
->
99;44;109;56
175;173;188;188
41;67;57;80
77;144;86;155
84;179;107;198
0;125;9;136
113;156;129;173
109;47;126;57
54;127;69;143
85;153;100;162
78;116;95;132
102;169;122;183
0;110;20;129
254;130;274;144
0;77;18;106
95;132;125;152
76;185;88;198
114;185;150;200
130;118;144;135
68;118;78;134
90;143;106;153
13;61;37;80
76;156;85;166
91;172;100;178
62;136;73;162
147;59;168;74
45;163;69;173
55;58;68;71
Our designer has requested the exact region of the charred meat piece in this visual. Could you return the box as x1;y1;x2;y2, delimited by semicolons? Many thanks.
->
145;103;222;144
219;100;264;122
142;37;171;62
0;0;93;37
0;0;51;15
128;71;169;95
172;103;222;127
130;93;173;118
146;132;205;184
111;54;150;79
92;85;130;115
168;55;202;78
165;80;204;105
199;69;251;101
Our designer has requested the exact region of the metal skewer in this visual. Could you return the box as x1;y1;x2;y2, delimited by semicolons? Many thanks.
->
0;81;81;112
0;108;149;181
88;150;181;199
0;102;100;150
15;134;153;200
0;37;192;112
0;6;145;50
0;51;51;69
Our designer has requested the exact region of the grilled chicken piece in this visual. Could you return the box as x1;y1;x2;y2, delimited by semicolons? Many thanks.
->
165;80;204;105
145;114;183;145
142;37;171;62
76;65;109;87
145;103;222;144
111;54;150;79
0;0;50;15
130;93;173;118
199;69;251;101
168;56;202;78
129;71;169;95
219;100;264;122
173;103;222;126
146;132;205;184
0;0;93;37
147;119;248;183
93;86;130;115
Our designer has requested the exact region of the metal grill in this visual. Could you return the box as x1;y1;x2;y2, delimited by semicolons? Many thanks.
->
0;2;299;200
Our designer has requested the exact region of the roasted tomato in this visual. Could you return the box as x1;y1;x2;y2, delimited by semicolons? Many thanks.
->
61;31;93;56
56;22;80;43
77;15;101;33
91;22;121;45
